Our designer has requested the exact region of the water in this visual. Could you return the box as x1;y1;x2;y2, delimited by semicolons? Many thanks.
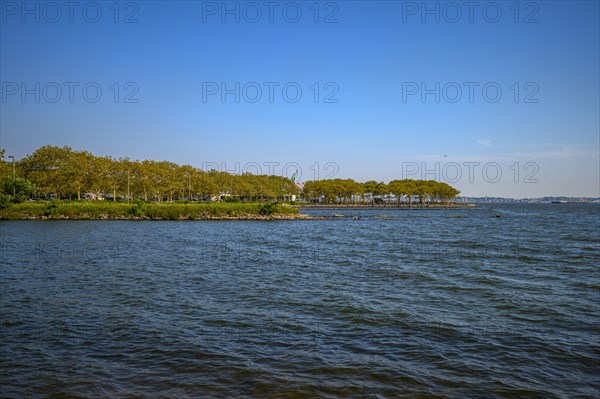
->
1;204;599;398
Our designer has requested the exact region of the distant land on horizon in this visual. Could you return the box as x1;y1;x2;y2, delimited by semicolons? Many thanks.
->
457;196;600;204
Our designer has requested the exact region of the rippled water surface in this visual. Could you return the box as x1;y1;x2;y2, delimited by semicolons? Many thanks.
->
1;204;599;398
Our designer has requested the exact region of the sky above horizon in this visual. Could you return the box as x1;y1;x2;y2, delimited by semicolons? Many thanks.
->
1;0;599;198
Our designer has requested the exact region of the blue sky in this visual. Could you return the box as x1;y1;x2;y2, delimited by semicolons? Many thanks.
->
1;0;598;197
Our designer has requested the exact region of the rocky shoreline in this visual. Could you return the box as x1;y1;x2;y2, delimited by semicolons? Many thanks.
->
4;213;319;221
1;202;474;221
300;203;475;209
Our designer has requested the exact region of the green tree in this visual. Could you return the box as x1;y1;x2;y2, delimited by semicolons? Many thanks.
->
6;145;462;206
362;180;378;204
87;156;111;200
0;149;14;182
388;179;406;206
67;150;95;200
1;177;34;202
21;145;73;199
374;182;389;206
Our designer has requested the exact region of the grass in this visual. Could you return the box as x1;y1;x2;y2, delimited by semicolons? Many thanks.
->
0;200;299;220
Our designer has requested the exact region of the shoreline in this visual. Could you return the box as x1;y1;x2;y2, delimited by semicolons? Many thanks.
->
0;201;474;221
2;213;317;221
0;201;300;221
300;203;475;210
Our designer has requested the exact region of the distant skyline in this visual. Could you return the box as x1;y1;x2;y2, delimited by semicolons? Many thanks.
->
1;1;599;198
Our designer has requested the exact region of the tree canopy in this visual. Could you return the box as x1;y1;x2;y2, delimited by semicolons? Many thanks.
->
303;178;459;204
0;146;460;204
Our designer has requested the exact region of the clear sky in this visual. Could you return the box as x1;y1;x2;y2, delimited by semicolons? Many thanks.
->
1;0;598;198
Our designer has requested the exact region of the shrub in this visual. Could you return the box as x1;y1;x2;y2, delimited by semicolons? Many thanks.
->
1;177;34;203
0;200;299;219
127;203;145;217
258;202;276;215
0;194;9;210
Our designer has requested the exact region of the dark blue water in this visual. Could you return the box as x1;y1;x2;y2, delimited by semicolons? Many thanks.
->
1;204;599;398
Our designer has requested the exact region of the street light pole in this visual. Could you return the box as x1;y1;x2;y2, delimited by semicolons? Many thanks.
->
8;155;15;197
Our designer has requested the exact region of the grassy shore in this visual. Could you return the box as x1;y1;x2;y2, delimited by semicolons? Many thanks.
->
0;201;301;220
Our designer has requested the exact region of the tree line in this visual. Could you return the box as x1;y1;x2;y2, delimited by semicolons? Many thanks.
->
303;179;459;205
0;146;459;204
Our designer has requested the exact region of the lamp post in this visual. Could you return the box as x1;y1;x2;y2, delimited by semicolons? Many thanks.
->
8;155;15;197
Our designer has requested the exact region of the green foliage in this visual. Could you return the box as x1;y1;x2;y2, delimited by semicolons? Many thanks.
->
303;179;364;203
127;202;145;217
43;201;59;217
0;193;9;209
0;201;299;220
12;145;300;202
258;202;276;215
3;145;459;206
1;177;34;203
303;178;459;204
